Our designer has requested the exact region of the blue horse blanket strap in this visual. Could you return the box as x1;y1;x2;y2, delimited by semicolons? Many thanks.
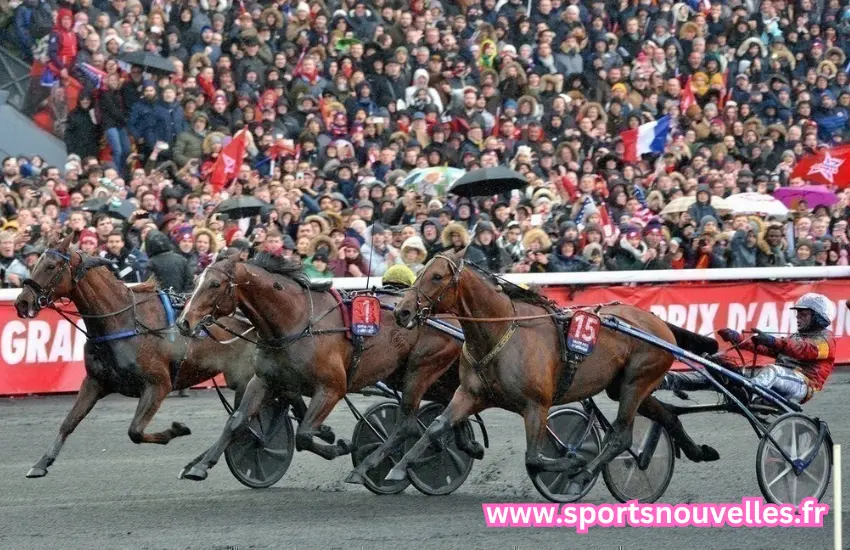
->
88;329;139;344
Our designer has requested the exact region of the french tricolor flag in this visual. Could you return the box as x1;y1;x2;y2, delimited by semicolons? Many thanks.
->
620;115;671;163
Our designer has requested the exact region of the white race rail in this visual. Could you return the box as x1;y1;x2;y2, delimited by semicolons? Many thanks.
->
0;266;847;298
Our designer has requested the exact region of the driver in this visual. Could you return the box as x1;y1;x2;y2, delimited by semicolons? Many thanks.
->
381;264;416;291
716;293;836;403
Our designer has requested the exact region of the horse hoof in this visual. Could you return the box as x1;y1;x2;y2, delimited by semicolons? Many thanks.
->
466;441;485;460
183;465;209;481
171;422;192;437
317;425;336;444
336;439;353;455
701;445;720;462
345;470;366;485
384;467;407;482
26;467;48;478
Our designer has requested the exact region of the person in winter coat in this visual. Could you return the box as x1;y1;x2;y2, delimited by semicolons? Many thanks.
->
605;227;652;270
729;221;759;268
360;223;401;277
757;223;787;267
789;239;816;267
441;222;471;256
143;230;194;293
404;69;444;113
153;85;187;147
47;8;77;79
65;94;100;160
173;112;208;168
331;236;369;277
687;184;718;222
465;221;512;273
0;230;29;287
547;238;591;272
129;82;164;159
498;221;526;263
420;218;445;261
100;230;147;283
400;235;428;274
100;72;131;175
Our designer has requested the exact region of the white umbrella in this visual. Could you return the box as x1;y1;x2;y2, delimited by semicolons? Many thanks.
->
724;192;789;217
660;195;732;216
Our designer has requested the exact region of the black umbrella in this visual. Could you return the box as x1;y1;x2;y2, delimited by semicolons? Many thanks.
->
81;197;137;221
213;196;267;219
118;51;176;74
447;167;528;198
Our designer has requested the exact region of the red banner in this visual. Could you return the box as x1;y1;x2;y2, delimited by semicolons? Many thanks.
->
0;303;224;396
1;279;849;396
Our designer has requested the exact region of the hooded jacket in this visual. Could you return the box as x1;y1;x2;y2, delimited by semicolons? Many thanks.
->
144;230;194;293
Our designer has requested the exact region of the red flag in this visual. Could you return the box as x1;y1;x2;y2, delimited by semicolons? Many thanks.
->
790;145;850;187
209;131;248;193
680;76;697;112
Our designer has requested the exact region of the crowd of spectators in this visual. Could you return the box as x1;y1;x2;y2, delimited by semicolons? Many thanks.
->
0;0;849;288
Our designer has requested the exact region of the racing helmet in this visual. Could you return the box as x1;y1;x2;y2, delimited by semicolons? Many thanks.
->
790;293;834;330
382;265;416;288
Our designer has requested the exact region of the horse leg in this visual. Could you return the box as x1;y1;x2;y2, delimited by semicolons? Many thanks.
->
27;376;106;478
385;388;482;482
127;381;192;445
294;387;350;460
638;395;719;462
522;402;586;475
566;374;649;494
290;395;336;444
182;374;267;481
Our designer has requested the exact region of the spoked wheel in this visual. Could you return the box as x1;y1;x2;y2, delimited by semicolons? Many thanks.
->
532;407;602;503
224;397;295;489
756;412;832;505
350;401;410;495
407;402;476;496
602;415;675;503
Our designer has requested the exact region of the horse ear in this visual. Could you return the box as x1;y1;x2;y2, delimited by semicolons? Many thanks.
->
57;233;74;253
454;246;469;260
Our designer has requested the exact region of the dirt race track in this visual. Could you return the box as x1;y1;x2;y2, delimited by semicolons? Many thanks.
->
1;372;848;550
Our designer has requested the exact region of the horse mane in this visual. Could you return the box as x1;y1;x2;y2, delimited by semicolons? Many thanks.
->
466;262;559;309
129;278;159;294
248;252;311;288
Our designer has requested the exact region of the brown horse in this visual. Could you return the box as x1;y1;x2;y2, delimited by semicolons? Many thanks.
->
175;253;482;484
14;235;257;478
389;249;718;495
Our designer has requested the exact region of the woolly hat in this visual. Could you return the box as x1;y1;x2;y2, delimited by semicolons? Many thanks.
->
79;228;98;246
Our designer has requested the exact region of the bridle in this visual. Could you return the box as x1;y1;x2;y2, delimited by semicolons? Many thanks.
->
410;253;465;324
196;264;241;332
21;249;76;310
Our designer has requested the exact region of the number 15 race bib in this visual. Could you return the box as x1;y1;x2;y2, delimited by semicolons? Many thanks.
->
567;310;600;356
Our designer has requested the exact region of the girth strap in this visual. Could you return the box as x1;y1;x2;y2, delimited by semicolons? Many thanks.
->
462;321;518;404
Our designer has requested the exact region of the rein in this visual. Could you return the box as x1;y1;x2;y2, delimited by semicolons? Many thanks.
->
23;248;169;342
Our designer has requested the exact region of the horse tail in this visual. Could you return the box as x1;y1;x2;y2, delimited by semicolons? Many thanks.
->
664;322;719;357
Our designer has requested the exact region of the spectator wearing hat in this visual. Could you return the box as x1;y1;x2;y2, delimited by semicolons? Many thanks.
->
78;227;100;256
173;113;208;168
605;226;653;271
144;230;194;293
129;81;163;159
466;221;512;273
400;235;428;274
331;236;369;277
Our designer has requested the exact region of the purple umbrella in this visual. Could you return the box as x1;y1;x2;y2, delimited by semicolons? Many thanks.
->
773;186;840;209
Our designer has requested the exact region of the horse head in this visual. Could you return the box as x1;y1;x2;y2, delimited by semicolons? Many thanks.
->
15;234;81;319
177;257;241;337
395;247;467;330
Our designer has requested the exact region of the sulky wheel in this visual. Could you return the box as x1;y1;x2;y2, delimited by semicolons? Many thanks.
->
602;415;675;503
224;397;295;489
756;412;832;506
407;402;476;496
350;401;410;495
532;406;602;503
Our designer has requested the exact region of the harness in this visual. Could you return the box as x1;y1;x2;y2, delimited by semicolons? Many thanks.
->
409;254;609;403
